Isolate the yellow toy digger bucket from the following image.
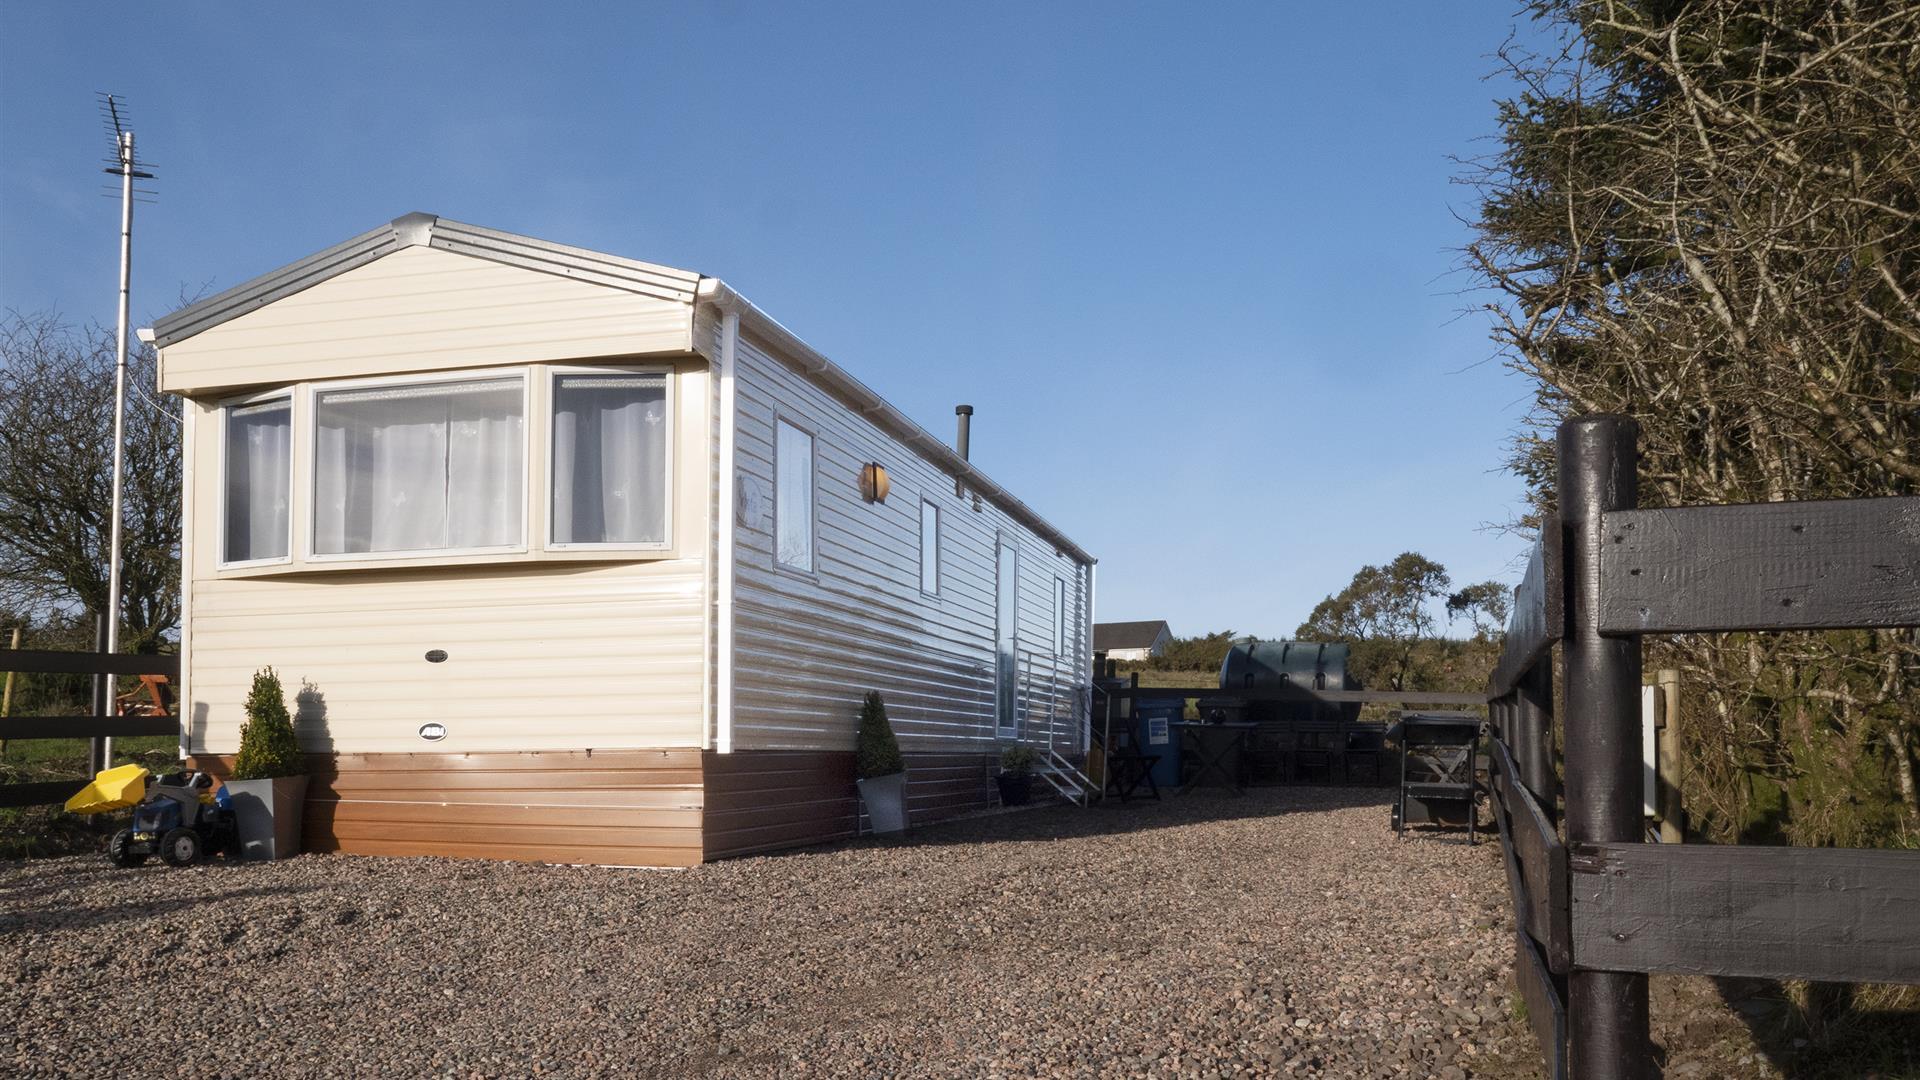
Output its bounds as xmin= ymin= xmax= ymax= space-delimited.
xmin=65 ymin=764 xmax=150 ymax=815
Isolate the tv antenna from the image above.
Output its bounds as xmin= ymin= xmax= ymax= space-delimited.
xmin=96 ymin=92 xmax=155 ymax=771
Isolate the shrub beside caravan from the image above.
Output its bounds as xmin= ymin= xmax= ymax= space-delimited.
xmin=151 ymin=214 xmax=1095 ymax=867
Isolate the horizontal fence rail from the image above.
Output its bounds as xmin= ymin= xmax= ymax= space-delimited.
xmin=0 ymin=647 xmax=181 ymax=809
xmin=0 ymin=649 xmax=179 ymax=679
xmin=1598 ymin=497 xmax=1920 ymax=634
xmin=1489 ymin=519 xmax=1563 ymax=699
xmin=1569 ymin=842 xmax=1920 ymax=984
xmin=0 ymin=715 xmax=180 ymax=740
xmin=1488 ymin=734 xmax=1569 ymax=1079
xmin=1489 ymin=737 xmax=1570 ymax=972
xmin=0 ymin=779 xmax=100 ymax=809
xmin=1102 ymin=686 xmax=1489 ymax=706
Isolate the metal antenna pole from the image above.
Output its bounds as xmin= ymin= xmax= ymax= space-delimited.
xmin=102 ymin=126 xmax=135 ymax=766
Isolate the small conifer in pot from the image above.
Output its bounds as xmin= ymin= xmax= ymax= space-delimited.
xmin=225 ymin=666 xmax=310 ymax=859
xmin=853 ymin=690 xmax=909 ymax=834
xmin=232 ymin=667 xmax=302 ymax=780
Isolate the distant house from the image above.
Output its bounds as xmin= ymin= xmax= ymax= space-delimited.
xmin=1095 ymin=620 xmax=1173 ymax=662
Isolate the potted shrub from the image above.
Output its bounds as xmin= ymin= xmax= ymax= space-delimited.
xmin=997 ymin=745 xmax=1039 ymax=806
xmin=854 ymin=690 xmax=909 ymax=834
xmin=224 ymin=667 xmax=308 ymax=860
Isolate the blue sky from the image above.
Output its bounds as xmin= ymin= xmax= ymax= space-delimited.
xmin=1 ymin=2 xmax=1545 ymax=639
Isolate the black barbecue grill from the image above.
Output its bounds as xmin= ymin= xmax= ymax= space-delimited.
xmin=1388 ymin=712 xmax=1483 ymax=843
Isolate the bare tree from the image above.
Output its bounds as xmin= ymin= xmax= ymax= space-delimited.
xmin=0 ymin=312 xmax=180 ymax=651
xmin=1468 ymin=1 xmax=1920 ymax=843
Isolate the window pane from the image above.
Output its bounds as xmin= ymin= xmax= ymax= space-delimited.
xmin=919 ymin=501 xmax=939 ymax=593
xmin=996 ymin=540 xmax=1019 ymax=734
xmin=775 ymin=420 xmax=814 ymax=571
xmin=224 ymin=398 xmax=291 ymax=562
xmin=552 ymin=373 xmax=669 ymax=545
xmin=314 ymin=378 xmax=523 ymax=555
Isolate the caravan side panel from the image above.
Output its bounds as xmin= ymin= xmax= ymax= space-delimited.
xmin=723 ymin=331 xmax=1092 ymax=832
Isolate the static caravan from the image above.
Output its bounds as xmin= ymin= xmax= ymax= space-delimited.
xmin=152 ymin=214 xmax=1095 ymax=868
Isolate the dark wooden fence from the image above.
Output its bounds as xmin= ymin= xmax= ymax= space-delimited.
xmin=1487 ymin=415 xmax=1920 ymax=1080
xmin=0 ymin=648 xmax=179 ymax=808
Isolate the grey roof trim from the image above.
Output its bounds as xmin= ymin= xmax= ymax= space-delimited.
xmin=151 ymin=213 xmax=703 ymax=347
xmin=425 ymin=218 xmax=700 ymax=303
xmin=151 ymin=221 xmax=405 ymax=346
xmin=701 ymin=279 xmax=1096 ymax=567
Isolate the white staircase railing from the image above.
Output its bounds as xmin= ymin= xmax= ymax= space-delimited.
xmin=1038 ymin=747 xmax=1096 ymax=806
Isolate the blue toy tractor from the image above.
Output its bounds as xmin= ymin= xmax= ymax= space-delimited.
xmin=109 ymin=771 xmax=237 ymax=868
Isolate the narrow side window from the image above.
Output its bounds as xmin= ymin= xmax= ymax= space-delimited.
xmin=1054 ymin=577 xmax=1068 ymax=654
xmin=919 ymin=500 xmax=940 ymax=594
xmin=774 ymin=419 xmax=815 ymax=572
xmin=222 ymin=397 xmax=292 ymax=564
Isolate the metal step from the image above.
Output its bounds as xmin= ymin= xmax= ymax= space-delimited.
xmin=1037 ymin=750 xmax=1098 ymax=806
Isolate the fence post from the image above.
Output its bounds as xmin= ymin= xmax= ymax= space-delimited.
xmin=1 ymin=625 xmax=18 ymax=756
xmin=1558 ymin=415 xmax=1649 ymax=1078
xmin=1656 ymin=668 xmax=1685 ymax=844
xmin=89 ymin=614 xmax=109 ymax=775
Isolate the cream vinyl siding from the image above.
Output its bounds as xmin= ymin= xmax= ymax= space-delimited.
xmin=185 ymin=566 xmax=705 ymax=754
xmin=160 ymin=245 xmax=694 ymax=395
xmin=726 ymin=333 xmax=1092 ymax=753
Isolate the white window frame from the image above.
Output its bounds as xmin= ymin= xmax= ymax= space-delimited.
xmin=772 ymin=414 xmax=817 ymax=576
xmin=919 ymin=498 xmax=940 ymax=596
xmin=305 ymin=367 xmax=532 ymax=563
xmin=215 ymin=388 xmax=296 ymax=570
xmin=543 ymin=364 xmax=676 ymax=552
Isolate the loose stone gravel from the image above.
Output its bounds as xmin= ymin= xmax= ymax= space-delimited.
xmin=3 ymin=787 xmax=1523 ymax=1078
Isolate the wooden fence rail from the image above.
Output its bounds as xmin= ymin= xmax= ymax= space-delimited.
xmin=1488 ymin=415 xmax=1920 ymax=1080
xmin=0 ymin=647 xmax=179 ymax=809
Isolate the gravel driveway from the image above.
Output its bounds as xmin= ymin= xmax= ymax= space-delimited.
xmin=4 ymin=787 xmax=1523 ymax=1078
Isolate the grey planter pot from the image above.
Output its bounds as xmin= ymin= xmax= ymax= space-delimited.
xmin=225 ymin=775 xmax=309 ymax=860
xmin=856 ymin=772 xmax=909 ymax=835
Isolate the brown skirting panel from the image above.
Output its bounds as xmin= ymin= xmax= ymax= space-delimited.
xmin=189 ymin=749 xmax=704 ymax=868
xmin=703 ymin=749 xmax=1003 ymax=860
xmin=703 ymin=750 xmax=859 ymax=860
xmin=899 ymin=751 xmax=1001 ymax=826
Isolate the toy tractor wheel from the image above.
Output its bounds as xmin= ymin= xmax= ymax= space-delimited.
xmin=108 ymin=829 xmax=146 ymax=868
xmin=159 ymin=826 xmax=202 ymax=867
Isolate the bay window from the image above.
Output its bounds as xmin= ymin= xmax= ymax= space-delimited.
xmin=550 ymin=370 xmax=671 ymax=547
xmin=313 ymin=376 xmax=526 ymax=555
xmin=221 ymin=396 xmax=292 ymax=564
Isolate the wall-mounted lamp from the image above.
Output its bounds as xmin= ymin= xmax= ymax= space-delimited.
xmin=859 ymin=462 xmax=891 ymax=504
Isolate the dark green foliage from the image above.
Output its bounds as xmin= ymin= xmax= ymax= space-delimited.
xmin=232 ymin=667 xmax=303 ymax=780
xmin=854 ymin=690 xmax=904 ymax=780
xmin=999 ymin=745 xmax=1039 ymax=777
xmin=1145 ymin=630 xmax=1244 ymax=674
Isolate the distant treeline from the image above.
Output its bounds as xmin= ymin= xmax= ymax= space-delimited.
xmin=1115 ymin=552 xmax=1506 ymax=696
